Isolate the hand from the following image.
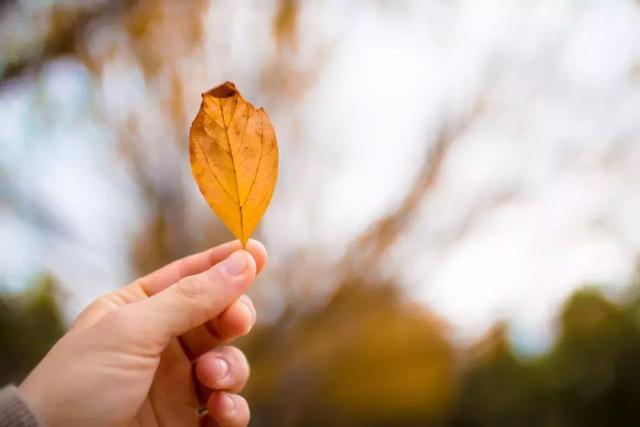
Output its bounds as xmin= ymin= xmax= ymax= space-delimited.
xmin=19 ymin=240 xmax=267 ymax=427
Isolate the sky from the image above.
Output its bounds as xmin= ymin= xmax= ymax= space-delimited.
xmin=2 ymin=0 xmax=640 ymax=353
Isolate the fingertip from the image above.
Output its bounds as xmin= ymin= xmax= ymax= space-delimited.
xmin=208 ymin=392 xmax=250 ymax=427
xmin=196 ymin=346 xmax=250 ymax=392
xmin=212 ymin=295 xmax=256 ymax=340
xmin=239 ymin=295 xmax=257 ymax=327
xmin=246 ymin=239 xmax=267 ymax=273
xmin=218 ymin=250 xmax=256 ymax=281
xmin=196 ymin=352 xmax=230 ymax=386
xmin=239 ymin=249 xmax=257 ymax=279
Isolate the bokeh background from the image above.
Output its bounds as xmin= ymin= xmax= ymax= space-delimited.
xmin=2 ymin=0 xmax=640 ymax=425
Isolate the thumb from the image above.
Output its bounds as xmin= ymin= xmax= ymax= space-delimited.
xmin=103 ymin=250 xmax=256 ymax=350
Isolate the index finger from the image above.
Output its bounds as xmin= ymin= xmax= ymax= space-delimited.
xmin=136 ymin=239 xmax=267 ymax=296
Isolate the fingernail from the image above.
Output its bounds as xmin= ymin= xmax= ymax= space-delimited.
xmin=240 ymin=295 xmax=256 ymax=327
xmin=223 ymin=393 xmax=236 ymax=411
xmin=220 ymin=251 xmax=247 ymax=277
xmin=215 ymin=357 xmax=229 ymax=379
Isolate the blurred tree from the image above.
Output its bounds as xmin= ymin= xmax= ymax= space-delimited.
xmin=243 ymin=282 xmax=456 ymax=427
xmin=450 ymin=288 xmax=640 ymax=427
xmin=0 ymin=0 xmax=128 ymax=84
xmin=450 ymin=324 xmax=557 ymax=427
xmin=0 ymin=275 xmax=65 ymax=386
xmin=544 ymin=289 xmax=640 ymax=426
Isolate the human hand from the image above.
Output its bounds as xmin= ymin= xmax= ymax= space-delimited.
xmin=19 ymin=240 xmax=267 ymax=427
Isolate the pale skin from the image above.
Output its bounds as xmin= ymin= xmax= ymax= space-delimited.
xmin=19 ymin=239 xmax=268 ymax=427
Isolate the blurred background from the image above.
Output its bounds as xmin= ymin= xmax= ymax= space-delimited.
xmin=2 ymin=0 xmax=640 ymax=425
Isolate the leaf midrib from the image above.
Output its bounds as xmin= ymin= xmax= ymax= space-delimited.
xmin=218 ymin=97 xmax=245 ymax=244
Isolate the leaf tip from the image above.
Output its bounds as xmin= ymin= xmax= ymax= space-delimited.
xmin=257 ymin=107 xmax=270 ymax=119
xmin=203 ymin=81 xmax=238 ymax=99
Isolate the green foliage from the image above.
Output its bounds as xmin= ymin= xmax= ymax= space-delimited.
xmin=0 ymin=275 xmax=65 ymax=385
xmin=451 ymin=288 xmax=640 ymax=427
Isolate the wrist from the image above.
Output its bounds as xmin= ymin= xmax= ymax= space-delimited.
xmin=3 ymin=384 xmax=45 ymax=427
xmin=19 ymin=377 xmax=48 ymax=426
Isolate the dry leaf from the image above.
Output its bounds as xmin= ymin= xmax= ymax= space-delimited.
xmin=189 ymin=81 xmax=279 ymax=247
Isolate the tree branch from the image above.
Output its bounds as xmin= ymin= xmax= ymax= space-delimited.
xmin=342 ymin=98 xmax=485 ymax=281
xmin=0 ymin=0 xmax=128 ymax=87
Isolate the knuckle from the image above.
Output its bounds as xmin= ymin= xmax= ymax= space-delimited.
xmin=176 ymin=275 xmax=207 ymax=301
xmin=93 ymin=309 xmax=135 ymax=342
xmin=97 ymin=309 xmax=127 ymax=331
xmin=129 ymin=277 xmax=145 ymax=291
xmin=217 ymin=300 xmax=254 ymax=339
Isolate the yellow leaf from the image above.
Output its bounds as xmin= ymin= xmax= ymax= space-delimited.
xmin=189 ymin=81 xmax=279 ymax=247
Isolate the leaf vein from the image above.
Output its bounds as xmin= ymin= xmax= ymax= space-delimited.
xmin=241 ymin=112 xmax=266 ymax=207
xmin=219 ymin=99 xmax=245 ymax=243
xmin=194 ymin=133 xmax=237 ymax=203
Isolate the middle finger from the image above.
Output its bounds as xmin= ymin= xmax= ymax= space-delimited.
xmin=196 ymin=346 xmax=251 ymax=393
xmin=180 ymin=295 xmax=256 ymax=359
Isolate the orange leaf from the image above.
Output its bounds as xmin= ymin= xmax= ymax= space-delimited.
xmin=189 ymin=81 xmax=279 ymax=247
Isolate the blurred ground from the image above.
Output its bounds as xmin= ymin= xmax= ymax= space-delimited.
xmin=2 ymin=0 xmax=640 ymax=425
